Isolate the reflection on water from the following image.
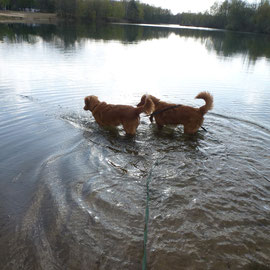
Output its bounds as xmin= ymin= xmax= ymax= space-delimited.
xmin=1 ymin=23 xmax=270 ymax=62
xmin=0 ymin=22 xmax=270 ymax=269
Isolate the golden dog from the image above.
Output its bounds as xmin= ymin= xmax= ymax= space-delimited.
xmin=137 ymin=92 xmax=213 ymax=134
xmin=84 ymin=95 xmax=154 ymax=135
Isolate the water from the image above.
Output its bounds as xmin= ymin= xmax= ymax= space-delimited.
xmin=0 ymin=22 xmax=270 ymax=270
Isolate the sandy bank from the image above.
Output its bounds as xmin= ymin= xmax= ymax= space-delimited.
xmin=0 ymin=11 xmax=58 ymax=23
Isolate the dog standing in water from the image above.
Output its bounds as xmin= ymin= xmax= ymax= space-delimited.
xmin=137 ymin=92 xmax=213 ymax=134
xmin=84 ymin=95 xmax=154 ymax=135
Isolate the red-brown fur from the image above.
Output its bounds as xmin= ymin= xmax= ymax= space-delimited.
xmin=137 ymin=92 xmax=213 ymax=134
xmin=84 ymin=95 xmax=154 ymax=135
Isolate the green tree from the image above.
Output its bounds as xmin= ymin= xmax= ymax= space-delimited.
xmin=210 ymin=0 xmax=230 ymax=28
xmin=111 ymin=1 xmax=125 ymax=21
xmin=226 ymin=0 xmax=254 ymax=31
xmin=254 ymin=0 xmax=270 ymax=33
xmin=0 ymin=0 xmax=10 ymax=9
xmin=126 ymin=0 xmax=140 ymax=22
xmin=34 ymin=0 xmax=55 ymax=12
xmin=55 ymin=0 xmax=76 ymax=17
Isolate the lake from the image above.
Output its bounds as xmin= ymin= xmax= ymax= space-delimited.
xmin=0 ymin=22 xmax=270 ymax=270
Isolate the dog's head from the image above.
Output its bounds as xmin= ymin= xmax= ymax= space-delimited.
xmin=84 ymin=95 xmax=99 ymax=111
xmin=137 ymin=94 xmax=148 ymax=107
xmin=137 ymin=94 xmax=159 ymax=107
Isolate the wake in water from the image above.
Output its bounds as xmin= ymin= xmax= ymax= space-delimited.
xmin=210 ymin=112 xmax=270 ymax=134
xmin=2 ymin=95 xmax=268 ymax=270
xmin=38 ymin=109 xmax=270 ymax=269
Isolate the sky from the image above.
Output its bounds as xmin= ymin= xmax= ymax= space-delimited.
xmin=140 ymin=0 xmax=255 ymax=14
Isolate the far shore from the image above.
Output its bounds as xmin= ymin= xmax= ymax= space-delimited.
xmin=0 ymin=10 xmax=59 ymax=24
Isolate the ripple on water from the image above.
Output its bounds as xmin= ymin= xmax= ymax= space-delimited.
xmin=1 ymin=106 xmax=270 ymax=269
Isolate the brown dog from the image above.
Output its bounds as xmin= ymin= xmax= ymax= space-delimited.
xmin=84 ymin=95 xmax=154 ymax=135
xmin=137 ymin=92 xmax=213 ymax=134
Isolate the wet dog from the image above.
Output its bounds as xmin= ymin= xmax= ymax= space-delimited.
xmin=137 ymin=92 xmax=213 ymax=134
xmin=84 ymin=95 xmax=154 ymax=135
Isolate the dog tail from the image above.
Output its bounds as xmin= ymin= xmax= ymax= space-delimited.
xmin=136 ymin=95 xmax=154 ymax=115
xmin=196 ymin=91 xmax=213 ymax=115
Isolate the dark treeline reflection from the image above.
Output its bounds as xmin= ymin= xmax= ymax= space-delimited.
xmin=1 ymin=23 xmax=270 ymax=62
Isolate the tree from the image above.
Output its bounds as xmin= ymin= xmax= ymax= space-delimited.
xmin=254 ymin=0 xmax=270 ymax=33
xmin=111 ymin=1 xmax=125 ymax=21
xmin=34 ymin=0 xmax=55 ymax=12
xmin=55 ymin=0 xmax=76 ymax=17
xmin=0 ymin=0 xmax=10 ymax=9
xmin=126 ymin=0 xmax=140 ymax=22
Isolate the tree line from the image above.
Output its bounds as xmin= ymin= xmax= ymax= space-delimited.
xmin=0 ymin=0 xmax=172 ymax=23
xmin=0 ymin=0 xmax=270 ymax=34
xmin=174 ymin=0 xmax=270 ymax=34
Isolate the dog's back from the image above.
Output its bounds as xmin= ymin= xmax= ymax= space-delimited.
xmin=84 ymin=95 xmax=154 ymax=135
xmin=137 ymin=92 xmax=213 ymax=134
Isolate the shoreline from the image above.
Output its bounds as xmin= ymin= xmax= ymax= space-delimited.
xmin=0 ymin=10 xmax=59 ymax=24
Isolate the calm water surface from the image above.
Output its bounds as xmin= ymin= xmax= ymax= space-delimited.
xmin=0 ymin=23 xmax=270 ymax=270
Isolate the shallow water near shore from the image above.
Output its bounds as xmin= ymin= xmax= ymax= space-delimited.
xmin=0 ymin=23 xmax=270 ymax=269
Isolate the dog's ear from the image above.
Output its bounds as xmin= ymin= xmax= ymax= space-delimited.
xmin=83 ymin=97 xmax=89 ymax=111
xmin=89 ymin=96 xmax=99 ymax=111
xmin=137 ymin=94 xmax=147 ymax=107
xmin=84 ymin=96 xmax=90 ymax=111
xmin=84 ymin=95 xmax=100 ymax=111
